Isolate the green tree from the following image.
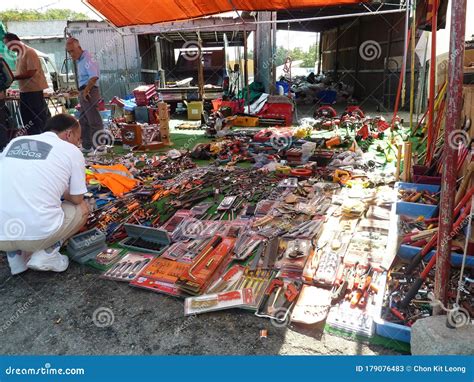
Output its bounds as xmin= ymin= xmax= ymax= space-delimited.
xmin=301 ymin=44 xmax=318 ymax=67
xmin=0 ymin=9 xmax=88 ymax=22
xmin=274 ymin=44 xmax=318 ymax=68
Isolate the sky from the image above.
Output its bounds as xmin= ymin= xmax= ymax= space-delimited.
xmin=1 ymin=0 xmax=473 ymax=53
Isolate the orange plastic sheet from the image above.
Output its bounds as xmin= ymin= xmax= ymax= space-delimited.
xmin=86 ymin=0 xmax=363 ymax=27
xmin=88 ymin=164 xmax=139 ymax=196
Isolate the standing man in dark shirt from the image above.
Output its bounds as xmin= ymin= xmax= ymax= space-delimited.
xmin=66 ymin=37 xmax=103 ymax=153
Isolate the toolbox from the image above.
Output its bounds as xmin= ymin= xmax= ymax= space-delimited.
xmin=133 ymin=85 xmax=157 ymax=106
xmin=257 ymin=99 xmax=293 ymax=126
xmin=395 ymin=182 xmax=440 ymax=218
xmin=67 ymin=228 xmax=107 ymax=264
xmin=211 ymin=98 xmax=244 ymax=114
xmin=119 ymin=224 xmax=171 ymax=255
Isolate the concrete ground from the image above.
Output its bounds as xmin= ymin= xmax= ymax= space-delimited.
xmin=0 ymin=256 xmax=401 ymax=355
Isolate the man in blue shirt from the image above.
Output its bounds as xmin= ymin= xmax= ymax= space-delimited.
xmin=66 ymin=37 xmax=103 ymax=153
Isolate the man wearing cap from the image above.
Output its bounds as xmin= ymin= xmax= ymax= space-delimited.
xmin=65 ymin=37 xmax=103 ymax=153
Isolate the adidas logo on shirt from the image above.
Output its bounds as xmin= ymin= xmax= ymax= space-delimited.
xmin=5 ymin=139 xmax=52 ymax=160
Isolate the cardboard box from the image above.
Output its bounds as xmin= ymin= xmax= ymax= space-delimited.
xmin=187 ymin=101 xmax=203 ymax=120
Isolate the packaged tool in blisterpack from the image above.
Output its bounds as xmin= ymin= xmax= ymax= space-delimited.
xmin=176 ymin=236 xmax=235 ymax=295
xmin=130 ymin=256 xmax=191 ymax=297
xmin=256 ymin=278 xmax=303 ymax=324
xmin=101 ymin=252 xmax=154 ymax=282
xmin=274 ymin=239 xmax=313 ymax=274
xmin=229 ymin=268 xmax=274 ymax=310
xmin=184 ymin=289 xmax=254 ymax=316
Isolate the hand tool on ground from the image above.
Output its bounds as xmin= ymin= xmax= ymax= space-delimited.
xmin=257 ymin=278 xmax=284 ymax=315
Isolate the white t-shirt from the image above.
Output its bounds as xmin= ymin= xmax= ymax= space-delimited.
xmin=0 ymin=132 xmax=87 ymax=241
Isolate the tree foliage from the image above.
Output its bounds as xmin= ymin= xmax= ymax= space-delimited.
xmin=0 ymin=9 xmax=89 ymax=22
xmin=275 ymin=44 xmax=318 ymax=68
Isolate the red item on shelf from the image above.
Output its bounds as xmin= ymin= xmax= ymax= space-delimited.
xmin=133 ymin=85 xmax=157 ymax=106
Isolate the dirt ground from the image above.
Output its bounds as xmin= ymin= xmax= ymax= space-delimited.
xmin=0 ymin=256 xmax=401 ymax=355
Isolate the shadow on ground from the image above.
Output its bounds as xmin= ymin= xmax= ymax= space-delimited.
xmin=0 ymin=257 xmax=400 ymax=355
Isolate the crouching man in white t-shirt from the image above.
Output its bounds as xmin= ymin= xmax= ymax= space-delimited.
xmin=0 ymin=113 xmax=89 ymax=274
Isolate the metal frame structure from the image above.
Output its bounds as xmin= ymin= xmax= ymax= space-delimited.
xmin=435 ymin=0 xmax=468 ymax=307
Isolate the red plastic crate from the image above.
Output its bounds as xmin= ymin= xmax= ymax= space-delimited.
xmin=257 ymin=102 xmax=293 ymax=126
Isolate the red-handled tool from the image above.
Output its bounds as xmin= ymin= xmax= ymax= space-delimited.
xmin=405 ymin=186 xmax=474 ymax=274
xmin=400 ymin=201 xmax=472 ymax=308
xmin=257 ymin=278 xmax=284 ymax=314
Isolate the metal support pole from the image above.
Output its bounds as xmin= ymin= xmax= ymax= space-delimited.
xmin=335 ymin=26 xmax=340 ymax=80
xmin=197 ymin=33 xmax=204 ymax=101
xmin=317 ymin=33 xmax=322 ymax=75
xmin=401 ymin=0 xmax=411 ymax=107
xmin=243 ymin=31 xmax=249 ymax=103
xmin=434 ymin=0 xmax=467 ymax=310
xmin=426 ymin=0 xmax=438 ymax=164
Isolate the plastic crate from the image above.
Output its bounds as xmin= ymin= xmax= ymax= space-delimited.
xmin=373 ymin=273 xmax=411 ymax=343
xmin=412 ymin=166 xmax=441 ymax=185
xmin=67 ymin=228 xmax=107 ymax=264
xmin=398 ymin=244 xmax=474 ymax=268
xmin=395 ymin=182 xmax=440 ymax=218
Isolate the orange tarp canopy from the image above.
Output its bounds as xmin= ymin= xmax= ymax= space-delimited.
xmin=86 ymin=0 xmax=363 ymax=27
